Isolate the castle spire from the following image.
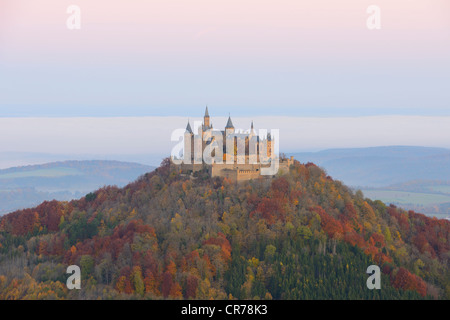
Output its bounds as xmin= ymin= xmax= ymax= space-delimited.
xmin=204 ymin=106 xmax=210 ymax=128
xmin=185 ymin=120 xmax=193 ymax=134
xmin=225 ymin=115 xmax=234 ymax=129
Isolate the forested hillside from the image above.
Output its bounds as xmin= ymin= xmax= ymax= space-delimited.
xmin=0 ymin=158 xmax=449 ymax=300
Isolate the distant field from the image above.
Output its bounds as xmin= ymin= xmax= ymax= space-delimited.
xmin=0 ymin=168 xmax=83 ymax=179
xmin=361 ymin=189 xmax=450 ymax=206
xmin=432 ymin=213 xmax=450 ymax=220
xmin=428 ymin=185 xmax=450 ymax=194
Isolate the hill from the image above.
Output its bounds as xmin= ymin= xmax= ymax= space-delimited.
xmin=292 ymin=146 xmax=450 ymax=187
xmin=0 ymin=160 xmax=155 ymax=215
xmin=0 ymin=158 xmax=449 ymax=300
xmin=292 ymin=146 xmax=450 ymax=217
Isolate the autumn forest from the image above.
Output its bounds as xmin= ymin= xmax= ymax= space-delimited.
xmin=0 ymin=158 xmax=449 ymax=300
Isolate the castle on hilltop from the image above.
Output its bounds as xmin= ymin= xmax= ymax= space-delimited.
xmin=173 ymin=107 xmax=293 ymax=182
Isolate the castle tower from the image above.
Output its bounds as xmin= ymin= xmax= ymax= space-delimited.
xmin=267 ymin=132 xmax=272 ymax=158
xmin=184 ymin=120 xmax=193 ymax=163
xmin=224 ymin=115 xmax=235 ymax=163
xmin=248 ymin=121 xmax=257 ymax=164
xmin=225 ymin=115 xmax=234 ymax=135
xmin=204 ymin=106 xmax=210 ymax=128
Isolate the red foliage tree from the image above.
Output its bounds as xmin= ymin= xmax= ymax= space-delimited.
xmin=161 ymin=271 xmax=174 ymax=298
xmin=252 ymin=197 xmax=285 ymax=225
xmin=392 ymin=267 xmax=427 ymax=297
xmin=185 ymin=275 xmax=199 ymax=299
xmin=311 ymin=206 xmax=343 ymax=239
xmin=202 ymin=233 xmax=232 ymax=263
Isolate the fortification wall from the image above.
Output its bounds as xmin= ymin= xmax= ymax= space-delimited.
xmin=236 ymin=170 xmax=261 ymax=182
xmin=175 ymin=155 xmax=295 ymax=183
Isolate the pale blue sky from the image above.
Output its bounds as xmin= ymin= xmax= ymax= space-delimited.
xmin=1 ymin=62 xmax=449 ymax=118
xmin=1 ymin=0 xmax=449 ymax=118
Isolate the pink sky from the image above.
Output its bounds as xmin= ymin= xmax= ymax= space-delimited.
xmin=2 ymin=0 xmax=449 ymax=63
xmin=1 ymin=1 xmax=449 ymax=118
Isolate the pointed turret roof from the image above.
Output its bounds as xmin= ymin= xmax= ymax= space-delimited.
xmin=185 ymin=120 xmax=193 ymax=133
xmin=225 ymin=115 xmax=234 ymax=129
xmin=204 ymin=106 xmax=209 ymax=117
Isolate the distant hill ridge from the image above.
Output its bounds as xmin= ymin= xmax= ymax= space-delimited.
xmin=0 ymin=160 xmax=151 ymax=174
xmin=0 ymin=160 xmax=155 ymax=215
xmin=291 ymin=146 xmax=450 ymax=217
xmin=292 ymin=146 xmax=450 ymax=187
